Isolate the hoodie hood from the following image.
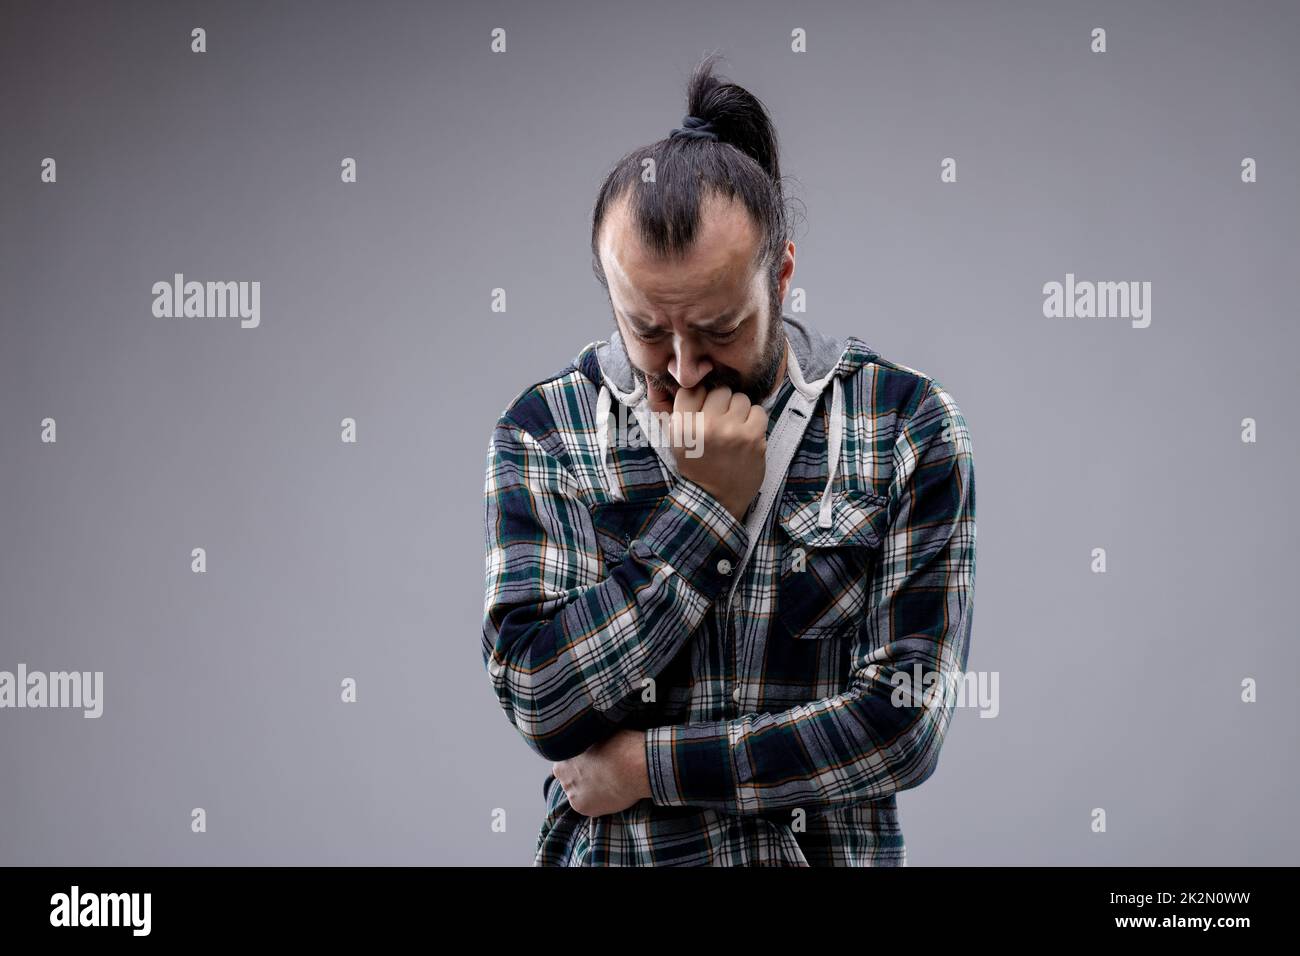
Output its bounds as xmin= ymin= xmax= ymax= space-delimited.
xmin=592 ymin=311 xmax=845 ymax=400
xmin=584 ymin=313 xmax=873 ymax=530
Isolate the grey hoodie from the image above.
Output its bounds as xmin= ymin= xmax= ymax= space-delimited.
xmin=591 ymin=312 xmax=853 ymax=533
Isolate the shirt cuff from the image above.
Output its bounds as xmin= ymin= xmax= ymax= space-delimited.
xmin=644 ymin=721 xmax=738 ymax=809
xmin=634 ymin=478 xmax=748 ymax=602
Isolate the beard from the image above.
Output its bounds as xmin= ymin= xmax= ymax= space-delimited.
xmin=632 ymin=281 xmax=787 ymax=406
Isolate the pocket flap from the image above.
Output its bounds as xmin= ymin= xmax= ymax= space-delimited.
xmin=777 ymin=487 xmax=890 ymax=550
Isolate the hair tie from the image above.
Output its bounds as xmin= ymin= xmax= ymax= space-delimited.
xmin=669 ymin=114 xmax=718 ymax=142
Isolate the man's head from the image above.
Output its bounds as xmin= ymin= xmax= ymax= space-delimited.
xmin=597 ymin=191 xmax=792 ymax=413
xmin=590 ymin=54 xmax=796 ymax=413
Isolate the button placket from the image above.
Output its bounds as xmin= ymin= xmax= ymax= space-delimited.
xmin=723 ymin=571 xmax=740 ymax=715
xmin=715 ymin=387 xmax=818 ymax=722
xmin=726 ymin=577 xmax=745 ymax=714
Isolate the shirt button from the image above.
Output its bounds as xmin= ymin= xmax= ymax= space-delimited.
xmin=717 ymin=558 xmax=733 ymax=576
xmin=732 ymin=685 xmax=742 ymax=704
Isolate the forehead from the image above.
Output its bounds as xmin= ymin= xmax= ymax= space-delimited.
xmin=600 ymin=193 xmax=761 ymax=316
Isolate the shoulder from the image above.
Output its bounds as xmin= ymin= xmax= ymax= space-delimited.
xmin=842 ymin=341 xmax=960 ymax=419
xmin=839 ymin=344 xmax=972 ymax=460
xmin=489 ymin=341 xmax=603 ymax=458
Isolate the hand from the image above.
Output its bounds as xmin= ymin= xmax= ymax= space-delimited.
xmin=671 ymin=384 xmax=767 ymax=520
xmin=552 ymin=729 xmax=653 ymax=817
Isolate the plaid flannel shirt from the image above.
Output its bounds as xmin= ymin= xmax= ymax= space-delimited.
xmin=482 ymin=322 xmax=976 ymax=866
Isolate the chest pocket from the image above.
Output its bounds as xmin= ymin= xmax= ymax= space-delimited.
xmin=775 ymin=487 xmax=890 ymax=639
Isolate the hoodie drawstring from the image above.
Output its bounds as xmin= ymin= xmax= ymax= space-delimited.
xmin=817 ymin=375 xmax=844 ymax=529
xmin=784 ymin=343 xmax=846 ymax=530
xmin=595 ymin=384 xmax=621 ymax=501
xmin=597 ymin=344 xmax=844 ymax=524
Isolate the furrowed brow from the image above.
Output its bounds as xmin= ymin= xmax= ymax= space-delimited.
xmin=621 ymin=309 xmax=743 ymax=331
xmin=692 ymin=310 xmax=743 ymax=330
xmin=621 ymin=311 xmax=661 ymax=333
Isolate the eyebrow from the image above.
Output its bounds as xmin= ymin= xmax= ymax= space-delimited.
xmin=623 ymin=309 xmax=743 ymax=331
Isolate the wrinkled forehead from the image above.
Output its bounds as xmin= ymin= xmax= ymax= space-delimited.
xmin=600 ymin=194 xmax=763 ymax=315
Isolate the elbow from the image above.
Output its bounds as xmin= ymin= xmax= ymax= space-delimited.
xmin=486 ymin=660 xmax=619 ymax=763
xmin=514 ymin=711 xmax=620 ymax=764
xmin=524 ymin=731 xmax=596 ymax=764
xmin=853 ymin=681 xmax=950 ymax=797
xmin=890 ymin=706 xmax=949 ymax=794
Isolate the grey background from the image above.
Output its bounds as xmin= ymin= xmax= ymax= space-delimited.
xmin=1 ymin=0 xmax=1296 ymax=866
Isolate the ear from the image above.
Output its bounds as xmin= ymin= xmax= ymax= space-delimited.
xmin=776 ymin=241 xmax=796 ymax=302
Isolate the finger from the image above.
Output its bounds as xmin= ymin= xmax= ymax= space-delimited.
xmin=744 ymin=404 xmax=769 ymax=432
xmin=669 ymin=406 xmax=698 ymax=449
xmin=702 ymin=385 xmax=733 ymax=416
xmin=668 ymin=409 xmax=685 ymax=449
xmin=728 ymin=391 xmax=752 ymax=420
xmin=673 ymin=384 xmax=706 ymax=414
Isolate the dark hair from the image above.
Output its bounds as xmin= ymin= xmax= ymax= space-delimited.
xmin=590 ymin=52 xmax=794 ymax=305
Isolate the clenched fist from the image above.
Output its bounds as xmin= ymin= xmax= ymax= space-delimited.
xmin=670 ymin=384 xmax=767 ymax=520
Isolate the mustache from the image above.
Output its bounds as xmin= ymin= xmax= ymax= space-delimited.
xmin=642 ymin=368 xmax=745 ymax=395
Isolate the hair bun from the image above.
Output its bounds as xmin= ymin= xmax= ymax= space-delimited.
xmin=668 ymin=114 xmax=719 ymax=142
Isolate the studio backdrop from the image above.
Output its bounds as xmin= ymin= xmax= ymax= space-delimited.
xmin=1 ymin=0 xmax=1297 ymax=865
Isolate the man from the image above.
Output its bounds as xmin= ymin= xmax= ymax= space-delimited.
xmin=481 ymin=55 xmax=976 ymax=866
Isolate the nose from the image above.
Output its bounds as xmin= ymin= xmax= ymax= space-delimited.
xmin=668 ymin=337 xmax=713 ymax=390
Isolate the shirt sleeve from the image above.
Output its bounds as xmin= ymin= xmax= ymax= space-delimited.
xmin=643 ymin=381 xmax=977 ymax=814
xmin=483 ymin=418 xmax=748 ymax=763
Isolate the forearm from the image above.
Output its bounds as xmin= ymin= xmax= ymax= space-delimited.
xmin=642 ymin=636 xmax=969 ymax=815
xmin=485 ymin=466 xmax=746 ymax=762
